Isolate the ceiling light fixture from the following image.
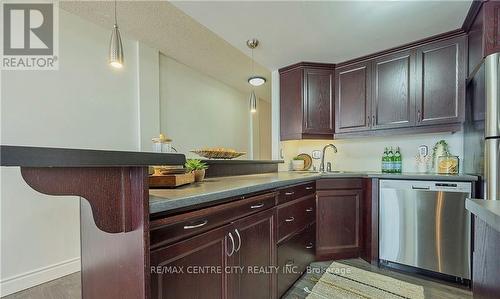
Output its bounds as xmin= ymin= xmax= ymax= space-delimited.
xmin=108 ymin=0 xmax=124 ymax=69
xmin=247 ymin=38 xmax=264 ymax=113
xmin=248 ymin=76 xmax=266 ymax=87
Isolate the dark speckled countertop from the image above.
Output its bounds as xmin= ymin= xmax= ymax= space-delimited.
xmin=149 ymin=171 xmax=478 ymax=215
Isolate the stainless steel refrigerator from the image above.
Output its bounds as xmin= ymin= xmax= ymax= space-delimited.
xmin=464 ymin=53 xmax=500 ymax=200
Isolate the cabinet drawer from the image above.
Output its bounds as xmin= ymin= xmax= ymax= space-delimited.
xmin=277 ymin=224 xmax=315 ymax=297
xmin=278 ymin=181 xmax=315 ymax=204
xmin=150 ymin=192 xmax=277 ymax=249
xmin=277 ymin=195 xmax=315 ymax=242
xmin=316 ymin=178 xmax=363 ymax=190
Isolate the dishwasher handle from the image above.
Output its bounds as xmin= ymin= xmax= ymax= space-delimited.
xmin=411 ymin=186 xmax=430 ymax=190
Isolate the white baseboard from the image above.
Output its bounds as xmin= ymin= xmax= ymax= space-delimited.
xmin=0 ymin=257 xmax=80 ymax=297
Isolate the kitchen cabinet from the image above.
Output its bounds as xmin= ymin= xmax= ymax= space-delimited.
xmin=150 ymin=224 xmax=232 ymax=299
xmin=279 ymin=63 xmax=334 ymax=140
xmin=277 ymin=224 xmax=315 ymax=297
xmin=316 ymin=179 xmax=363 ymax=260
xmin=150 ymin=192 xmax=277 ymax=299
xmin=335 ymin=61 xmax=372 ymax=133
xmin=415 ymin=35 xmax=466 ymax=126
xmin=372 ymin=50 xmax=416 ymax=129
xmin=230 ymin=209 xmax=276 ymax=299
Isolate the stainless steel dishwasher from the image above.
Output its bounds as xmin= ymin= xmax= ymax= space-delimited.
xmin=379 ymin=180 xmax=472 ymax=281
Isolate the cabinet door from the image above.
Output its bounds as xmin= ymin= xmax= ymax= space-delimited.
xmin=316 ymin=189 xmax=362 ymax=260
xmin=372 ymin=50 xmax=416 ymax=129
xmin=150 ymin=224 xmax=233 ymax=299
xmin=415 ymin=36 xmax=466 ymax=126
xmin=231 ymin=209 xmax=276 ymax=299
xmin=280 ymin=68 xmax=304 ymax=140
xmin=303 ymin=68 xmax=334 ymax=135
xmin=335 ymin=62 xmax=372 ymax=133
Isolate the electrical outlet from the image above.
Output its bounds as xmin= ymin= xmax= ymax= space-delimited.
xmin=312 ymin=150 xmax=321 ymax=159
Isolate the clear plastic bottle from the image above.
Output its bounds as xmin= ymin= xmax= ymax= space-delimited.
xmin=382 ymin=148 xmax=388 ymax=173
xmin=387 ymin=147 xmax=394 ymax=173
xmin=394 ymin=147 xmax=402 ymax=173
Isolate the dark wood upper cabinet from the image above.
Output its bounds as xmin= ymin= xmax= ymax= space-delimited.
xmin=279 ymin=63 xmax=334 ymax=140
xmin=316 ymin=189 xmax=363 ymax=260
xmin=372 ymin=50 xmax=416 ymax=129
xmin=415 ymin=35 xmax=466 ymax=126
xmin=335 ymin=62 xmax=372 ymax=133
xmin=230 ymin=209 xmax=276 ymax=299
xmin=303 ymin=68 xmax=334 ymax=135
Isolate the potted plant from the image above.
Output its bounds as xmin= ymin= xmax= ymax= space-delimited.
xmin=185 ymin=159 xmax=208 ymax=182
xmin=291 ymin=156 xmax=305 ymax=171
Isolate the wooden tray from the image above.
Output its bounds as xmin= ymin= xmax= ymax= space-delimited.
xmin=149 ymin=172 xmax=195 ymax=188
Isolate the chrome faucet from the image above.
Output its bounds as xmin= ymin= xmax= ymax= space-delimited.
xmin=319 ymin=144 xmax=338 ymax=173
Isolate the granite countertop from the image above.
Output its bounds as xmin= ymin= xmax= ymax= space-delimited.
xmin=149 ymin=171 xmax=478 ymax=214
xmin=466 ymin=199 xmax=500 ymax=232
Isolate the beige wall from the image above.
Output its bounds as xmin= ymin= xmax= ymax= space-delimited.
xmin=159 ymin=54 xmax=271 ymax=159
xmin=279 ymin=132 xmax=464 ymax=173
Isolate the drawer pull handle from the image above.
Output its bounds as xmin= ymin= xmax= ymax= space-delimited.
xmin=226 ymin=232 xmax=235 ymax=257
xmin=285 ymin=217 xmax=295 ymax=223
xmin=250 ymin=203 xmax=265 ymax=209
xmin=285 ymin=192 xmax=295 ymax=196
xmin=305 ymin=186 xmax=313 ymax=190
xmin=306 ymin=243 xmax=314 ymax=249
xmin=285 ymin=259 xmax=295 ymax=267
xmin=234 ymin=229 xmax=241 ymax=252
xmin=305 ymin=207 xmax=314 ymax=212
xmin=183 ymin=219 xmax=208 ymax=230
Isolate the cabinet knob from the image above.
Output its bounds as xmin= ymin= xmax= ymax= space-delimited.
xmin=367 ymin=116 xmax=371 ymax=126
xmin=305 ymin=207 xmax=314 ymax=212
xmin=305 ymin=186 xmax=314 ymax=190
xmin=285 ymin=216 xmax=295 ymax=223
xmin=306 ymin=242 xmax=314 ymax=249
xmin=250 ymin=203 xmax=264 ymax=209
xmin=285 ymin=191 xmax=295 ymax=196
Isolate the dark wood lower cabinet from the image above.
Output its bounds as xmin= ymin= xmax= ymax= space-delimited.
xmin=316 ymin=189 xmax=363 ymax=260
xmin=230 ymin=209 xmax=276 ymax=299
xmin=277 ymin=224 xmax=315 ymax=298
xmin=150 ymin=224 xmax=232 ymax=299
xmin=150 ymin=208 xmax=276 ymax=299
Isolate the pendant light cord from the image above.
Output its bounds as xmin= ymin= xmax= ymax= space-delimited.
xmin=114 ymin=0 xmax=117 ymax=25
xmin=251 ymin=47 xmax=255 ymax=77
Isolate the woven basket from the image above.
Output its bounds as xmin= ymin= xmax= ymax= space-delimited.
xmin=190 ymin=150 xmax=246 ymax=159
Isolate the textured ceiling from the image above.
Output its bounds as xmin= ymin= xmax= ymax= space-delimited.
xmin=172 ymin=1 xmax=473 ymax=70
xmin=60 ymin=1 xmax=271 ymax=101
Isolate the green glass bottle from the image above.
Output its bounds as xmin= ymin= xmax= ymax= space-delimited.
xmin=382 ymin=148 xmax=388 ymax=173
xmin=387 ymin=147 xmax=394 ymax=173
xmin=394 ymin=147 xmax=402 ymax=174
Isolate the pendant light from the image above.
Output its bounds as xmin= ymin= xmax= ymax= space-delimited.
xmin=246 ymin=39 xmax=265 ymax=113
xmin=108 ymin=0 xmax=124 ymax=68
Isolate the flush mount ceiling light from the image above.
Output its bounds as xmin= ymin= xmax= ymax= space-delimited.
xmin=108 ymin=0 xmax=124 ymax=69
xmin=247 ymin=38 xmax=264 ymax=113
xmin=248 ymin=76 xmax=266 ymax=87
